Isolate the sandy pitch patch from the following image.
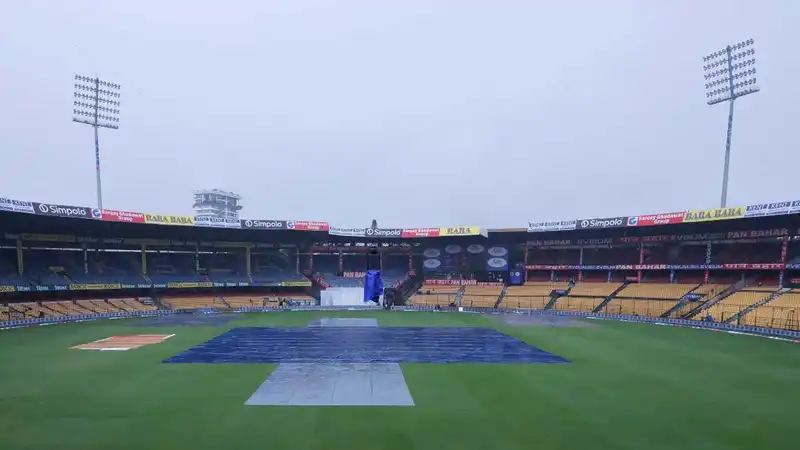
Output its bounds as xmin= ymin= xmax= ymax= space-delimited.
xmin=71 ymin=334 xmax=174 ymax=351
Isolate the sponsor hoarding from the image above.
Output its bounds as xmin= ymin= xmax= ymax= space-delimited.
xmin=33 ymin=202 xmax=93 ymax=219
xmin=240 ymin=219 xmax=287 ymax=230
xmin=195 ymin=216 xmax=241 ymax=228
xmin=438 ymin=226 xmax=481 ymax=237
xmin=167 ymin=281 xmax=213 ymax=288
xmin=423 ymin=280 xmax=503 ymax=286
xmin=525 ymin=264 xmax=781 ymax=271
xmin=328 ymin=227 xmax=366 ymax=237
xmin=744 ymin=200 xmax=800 ymax=218
xmin=97 ymin=209 xmax=146 ymax=223
xmin=486 ymin=257 xmax=508 ymax=271
xmin=287 ymin=220 xmax=329 ymax=231
xmin=721 ymin=263 xmax=785 ymax=270
xmin=365 ymin=228 xmax=403 ymax=238
xmin=0 ymin=285 xmax=15 ymax=292
xmin=281 ymin=280 xmax=312 ymax=287
xmin=401 ymin=228 xmax=440 ymax=238
xmin=576 ymin=217 xmax=627 ymax=229
xmin=144 ymin=214 xmax=195 ymax=226
xmin=343 ymin=272 xmax=366 ymax=278
xmin=69 ymin=283 xmax=122 ymax=290
xmin=0 ymin=197 xmax=35 ymax=214
xmin=627 ymin=211 xmax=685 ymax=227
xmin=527 ymin=220 xmax=577 ymax=233
xmin=683 ymin=206 xmax=744 ymax=222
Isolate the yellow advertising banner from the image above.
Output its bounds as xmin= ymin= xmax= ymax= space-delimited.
xmin=144 ymin=214 xmax=195 ymax=226
xmin=70 ymin=283 xmax=122 ymax=291
xmin=281 ymin=281 xmax=312 ymax=287
xmin=0 ymin=285 xmax=15 ymax=292
xmin=438 ymin=226 xmax=481 ymax=237
xmin=683 ymin=206 xmax=745 ymax=223
xmin=167 ymin=281 xmax=213 ymax=289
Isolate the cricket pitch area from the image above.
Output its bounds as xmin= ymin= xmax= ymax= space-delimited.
xmin=0 ymin=310 xmax=797 ymax=450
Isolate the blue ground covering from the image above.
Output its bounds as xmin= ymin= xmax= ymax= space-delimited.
xmin=164 ymin=327 xmax=570 ymax=364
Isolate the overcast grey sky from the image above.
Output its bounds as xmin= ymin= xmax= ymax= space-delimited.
xmin=0 ymin=1 xmax=797 ymax=228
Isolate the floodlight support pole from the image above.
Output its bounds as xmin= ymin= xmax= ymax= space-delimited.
xmin=95 ymin=124 xmax=103 ymax=210
xmin=73 ymin=74 xmax=119 ymax=210
xmin=93 ymin=77 xmax=104 ymax=210
xmin=720 ymin=46 xmax=735 ymax=208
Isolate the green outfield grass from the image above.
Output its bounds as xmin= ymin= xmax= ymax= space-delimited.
xmin=0 ymin=311 xmax=797 ymax=450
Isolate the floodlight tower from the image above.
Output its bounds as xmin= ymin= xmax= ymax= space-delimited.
xmin=703 ymin=39 xmax=759 ymax=208
xmin=72 ymin=75 xmax=121 ymax=209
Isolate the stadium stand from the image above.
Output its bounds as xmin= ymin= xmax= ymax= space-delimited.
xmin=568 ymin=282 xmax=622 ymax=297
xmin=161 ymin=296 xmax=228 ymax=310
xmin=738 ymin=291 xmax=800 ymax=330
xmin=408 ymin=284 xmax=460 ymax=306
xmin=594 ymin=283 xmax=701 ymax=317
xmin=148 ymin=253 xmax=208 ymax=283
xmin=600 ymin=298 xmax=679 ymax=317
xmin=222 ymin=293 xmax=315 ymax=307
xmin=502 ymin=282 xmax=568 ymax=309
xmin=616 ymin=283 xmax=697 ymax=300
xmin=554 ymin=296 xmax=606 ymax=313
xmin=699 ymin=290 xmax=776 ymax=323
xmin=461 ymin=285 xmax=503 ymax=308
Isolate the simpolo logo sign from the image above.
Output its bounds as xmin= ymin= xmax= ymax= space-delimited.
xmin=242 ymin=219 xmax=286 ymax=229
xmin=33 ymin=202 xmax=91 ymax=219
xmin=577 ymin=216 xmax=627 ymax=229
xmin=365 ymin=228 xmax=402 ymax=237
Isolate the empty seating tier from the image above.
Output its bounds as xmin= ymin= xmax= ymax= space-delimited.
xmin=505 ymin=282 xmax=568 ymax=297
xmin=699 ymin=291 xmax=772 ymax=323
xmin=601 ymin=299 xmax=679 ymax=317
xmin=568 ymin=282 xmax=622 ymax=297
xmin=617 ymin=283 xmax=696 ymax=300
xmin=162 ymin=296 xmax=227 ymax=310
xmin=408 ymin=294 xmax=454 ymax=307
xmin=501 ymin=296 xmax=549 ymax=310
xmin=739 ymin=292 xmax=800 ymax=330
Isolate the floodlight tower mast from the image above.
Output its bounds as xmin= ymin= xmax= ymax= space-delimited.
xmin=703 ymin=39 xmax=759 ymax=208
xmin=72 ymin=75 xmax=121 ymax=209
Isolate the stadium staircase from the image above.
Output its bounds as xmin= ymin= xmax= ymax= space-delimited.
xmin=310 ymin=273 xmax=330 ymax=289
xmin=660 ymin=284 xmax=704 ymax=318
xmin=494 ymin=285 xmax=509 ymax=308
xmin=455 ymin=285 xmax=467 ymax=305
xmin=723 ymin=288 xmax=789 ymax=324
xmin=142 ymin=274 xmax=153 ymax=284
xmin=218 ymin=296 xmax=233 ymax=309
xmin=682 ymin=280 xmax=745 ymax=319
xmin=591 ymin=281 xmax=630 ymax=313
xmin=544 ymin=284 xmax=572 ymax=310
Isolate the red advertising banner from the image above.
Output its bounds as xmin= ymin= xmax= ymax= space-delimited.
xmin=291 ymin=221 xmax=329 ymax=231
xmin=401 ymin=228 xmax=440 ymax=238
xmin=98 ymin=209 xmax=146 ymax=223
xmin=628 ymin=212 xmax=685 ymax=227
xmin=636 ymin=264 xmax=668 ymax=270
xmin=721 ymin=263 xmax=785 ymax=270
xmin=525 ymin=265 xmax=570 ymax=270
xmin=424 ymin=279 xmax=503 ymax=286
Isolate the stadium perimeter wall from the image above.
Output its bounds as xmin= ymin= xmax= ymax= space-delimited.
xmin=2 ymin=304 xmax=798 ymax=342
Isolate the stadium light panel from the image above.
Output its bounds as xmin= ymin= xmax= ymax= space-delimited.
xmin=701 ymin=38 xmax=760 ymax=208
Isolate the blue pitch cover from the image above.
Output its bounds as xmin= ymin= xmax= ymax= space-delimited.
xmin=364 ymin=269 xmax=384 ymax=303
